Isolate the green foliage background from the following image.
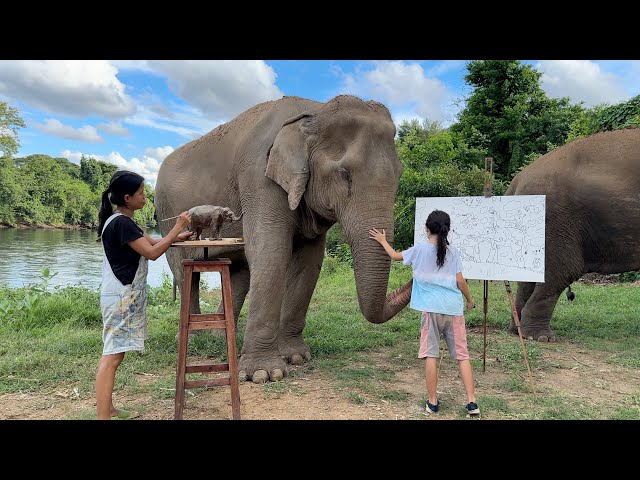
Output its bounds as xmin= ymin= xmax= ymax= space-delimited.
xmin=0 ymin=153 xmax=157 ymax=228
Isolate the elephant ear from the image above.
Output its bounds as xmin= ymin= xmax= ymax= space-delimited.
xmin=265 ymin=113 xmax=312 ymax=210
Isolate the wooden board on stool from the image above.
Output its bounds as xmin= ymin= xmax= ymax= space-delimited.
xmin=172 ymin=238 xmax=245 ymax=247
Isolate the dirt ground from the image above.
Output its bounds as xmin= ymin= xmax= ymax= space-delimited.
xmin=2 ymin=328 xmax=638 ymax=420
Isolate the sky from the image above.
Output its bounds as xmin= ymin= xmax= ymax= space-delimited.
xmin=1 ymin=60 xmax=638 ymax=187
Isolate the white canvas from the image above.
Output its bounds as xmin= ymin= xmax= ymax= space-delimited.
xmin=413 ymin=196 xmax=545 ymax=282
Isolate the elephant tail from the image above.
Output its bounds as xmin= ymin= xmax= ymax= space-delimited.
xmin=566 ymin=285 xmax=576 ymax=301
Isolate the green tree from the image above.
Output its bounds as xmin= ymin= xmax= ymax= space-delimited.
xmin=451 ymin=60 xmax=583 ymax=179
xmin=15 ymin=155 xmax=68 ymax=223
xmin=80 ymin=155 xmax=104 ymax=191
xmin=0 ymin=102 xmax=26 ymax=158
xmin=63 ymin=180 xmax=98 ymax=225
xmin=0 ymin=157 xmax=23 ymax=224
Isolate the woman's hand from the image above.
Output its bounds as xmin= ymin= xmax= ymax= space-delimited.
xmin=368 ymin=228 xmax=387 ymax=245
xmin=176 ymin=230 xmax=195 ymax=242
xmin=175 ymin=211 xmax=191 ymax=230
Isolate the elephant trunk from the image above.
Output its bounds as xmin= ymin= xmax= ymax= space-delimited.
xmin=342 ymin=216 xmax=411 ymax=324
xmin=231 ymin=211 xmax=243 ymax=221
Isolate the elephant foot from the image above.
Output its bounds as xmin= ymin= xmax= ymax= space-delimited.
xmin=279 ymin=338 xmax=312 ymax=365
xmin=238 ymin=352 xmax=289 ymax=384
xmin=509 ymin=321 xmax=556 ymax=342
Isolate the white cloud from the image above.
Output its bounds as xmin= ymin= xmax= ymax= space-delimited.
xmin=110 ymin=60 xmax=154 ymax=73
xmin=0 ymin=60 xmax=136 ymax=118
xmin=150 ymin=103 xmax=175 ymax=118
xmin=337 ymin=61 xmax=454 ymax=124
xmin=61 ymin=147 xmax=170 ymax=187
xmin=146 ymin=60 xmax=284 ymax=120
xmin=426 ymin=60 xmax=467 ymax=77
xmin=97 ymin=121 xmax=129 ymax=136
xmin=34 ymin=119 xmax=103 ymax=143
xmin=143 ymin=146 xmax=174 ymax=161
xmin=537 ymin=60 xmax=629 ymax=107
xmin=126 ymin=103 xmax=218 ymax=139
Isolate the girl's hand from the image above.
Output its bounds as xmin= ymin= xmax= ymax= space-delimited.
xmin=368 ymin=228 xmax=387 ymax=244
xmin=176 ymin=230 xmax=195 ymax=242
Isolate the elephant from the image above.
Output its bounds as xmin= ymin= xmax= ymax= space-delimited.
xmin=505 ymin=128 xmax=640 ymax=341
xmin=155 ymin=95 xmax=412 ymax=383
xmin=187 ymin=205 xmax=243 ymax=240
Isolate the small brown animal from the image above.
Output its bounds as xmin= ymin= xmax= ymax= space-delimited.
xmin=187 ymin=205 xmax=243 ymax=240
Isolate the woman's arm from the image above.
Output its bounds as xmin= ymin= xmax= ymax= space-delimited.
xmin=128 ymin=212 xmax=191 ymax=261
xmin=144 ymin=235 xmax=161 ymax=246
xmin=368 ymin=228 xmax=403 ymax=261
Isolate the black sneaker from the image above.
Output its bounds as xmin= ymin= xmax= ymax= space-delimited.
xmin=425 ymin=400 xmax=440 ymax=414
xmin=466 ymin=402 xmax=480 ymax=417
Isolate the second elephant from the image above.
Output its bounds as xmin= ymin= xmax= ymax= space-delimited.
xmin=506 ymin=128 xmax=640 ymax=341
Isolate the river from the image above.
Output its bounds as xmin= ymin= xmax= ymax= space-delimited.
xmin=0 ymin=227 xmax=220 ymax=290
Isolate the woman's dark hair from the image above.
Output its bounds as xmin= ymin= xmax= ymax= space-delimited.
xmin=97 ymin=170 xmax=145 ymax=241
xmin=426 ymin=209 xmax=451 ymax=269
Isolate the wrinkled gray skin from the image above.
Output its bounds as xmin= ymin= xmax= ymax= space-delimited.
xmin=188 ymin=205 xmax=243 ymax=240
xmin=505 ymin=128 xmax=640 ymax=342
xmin=155 ymin=95 xmax=412 ymax=383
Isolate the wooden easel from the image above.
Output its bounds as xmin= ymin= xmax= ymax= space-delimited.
xmin=482 ymin=158 xmax=537 ymax=397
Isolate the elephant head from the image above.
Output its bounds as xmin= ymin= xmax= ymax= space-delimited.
xmin=266 ymin=95 xmax=411 ymax=323
xmin=221 ymin=207 xmax=243 ymax=222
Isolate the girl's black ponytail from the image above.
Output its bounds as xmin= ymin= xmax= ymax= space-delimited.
xmin=426 ymin=209 xmax=451 ymax=269
xmin=436 ymin=223 xmax=450 ymax=269
xmin=96 ymin=188 xmax=113 ymax=242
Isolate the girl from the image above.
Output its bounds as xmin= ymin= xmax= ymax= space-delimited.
xmin=95 ymin=170 xmax=192 ymax=420
xmin=369 ymin=209 xmax=480 ymax=417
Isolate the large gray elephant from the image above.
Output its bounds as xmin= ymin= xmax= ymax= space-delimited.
xmin=505 ymin=128 xmax=640 ymax=341
xmin=155 ymin=95 xmax=411 ymax=383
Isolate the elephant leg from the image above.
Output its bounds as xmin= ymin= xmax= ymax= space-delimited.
xmin=238 ymin=221 xmax=293 ymax=383
xmin=510 ymin=282 xmax=566 ymax=342
xmin=514 ymin=281 xmax=536 ymax=324
xmin=278 ymin=234 xmax=326 ymax=365
xmin=213 ymin=262 xmax=250 ymax=327
xmin=169 ymin=248 xmax=201 ymax=315
xmin=172 ymin=269 xmax=202 ymax=340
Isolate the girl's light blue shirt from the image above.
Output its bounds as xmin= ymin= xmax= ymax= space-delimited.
xmin=402 ymin=243 xmax=464 ymax=315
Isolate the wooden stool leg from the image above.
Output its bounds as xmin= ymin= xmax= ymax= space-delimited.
xmin=221 ymin=266 xmax=241 ymax=419
xmin=175 ymin=264 xmax=193 ymax=420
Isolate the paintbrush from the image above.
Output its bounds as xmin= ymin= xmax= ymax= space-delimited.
xmin=159 ymin=215 xmax=181 ymax=222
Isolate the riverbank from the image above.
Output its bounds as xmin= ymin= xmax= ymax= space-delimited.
xmin=0 ymin=222 xmax=155 ymax=229
xmin=0 ymin=222 xmax=93 ymax=230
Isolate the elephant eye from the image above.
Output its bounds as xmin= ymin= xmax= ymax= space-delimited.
xmin=338 ymin=167 xmax=352 ymax=196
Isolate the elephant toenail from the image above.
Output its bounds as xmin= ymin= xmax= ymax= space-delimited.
xmin=271 ymin=369 xmax=284 ymax=381
xmin=252 ymin=370 xmax=269 ymax=383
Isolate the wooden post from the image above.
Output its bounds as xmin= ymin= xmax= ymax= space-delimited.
xmin=482 ymin=157 xmax=493 ymax=372
xmin=505 ymin=281 xmax=537 ymax=397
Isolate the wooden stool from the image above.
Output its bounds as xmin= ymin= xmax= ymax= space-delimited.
xmin=175 ymin=258 xmax=241 ymax=419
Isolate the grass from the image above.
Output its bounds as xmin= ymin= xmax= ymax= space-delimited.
xmin=1 ymin=263 xmax=639 ymax=420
